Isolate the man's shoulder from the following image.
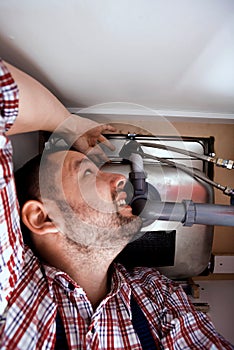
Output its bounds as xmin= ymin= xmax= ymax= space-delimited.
xmin=7 ymin=246 xmax=48 ymax=307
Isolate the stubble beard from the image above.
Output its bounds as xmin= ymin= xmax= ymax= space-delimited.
xmin=56 ymin=199 xmax=142 ymax=249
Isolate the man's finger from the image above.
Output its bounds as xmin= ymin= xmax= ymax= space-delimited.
xmin=87 ymin=144 xmax=111 ymax=164
xmin=97 ymin=134 xmax=116 ymax=151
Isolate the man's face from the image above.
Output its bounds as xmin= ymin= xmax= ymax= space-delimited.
xmin=40 ymin=150 xmax=142 ymax=248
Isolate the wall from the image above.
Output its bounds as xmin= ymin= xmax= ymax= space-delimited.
xmin=10 ymin=132 xmax=39 ymax=171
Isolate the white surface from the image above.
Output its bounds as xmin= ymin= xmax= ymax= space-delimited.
xmin=214 ymin=256 xmax=234 ymax=274
xmin=193 ymin=280 xmax=234 ymax=345
xmin=0 ymin=1 xmax=234 ymax=121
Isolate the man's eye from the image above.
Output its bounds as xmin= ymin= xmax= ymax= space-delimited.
xmin=84 ymin=169 xmax=93 ymax=176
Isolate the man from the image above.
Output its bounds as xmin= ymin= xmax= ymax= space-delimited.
xmin=1 ymin=59 xmax=233 ymax=349
xmin=14 ymin=148 xmax=143 ymax=309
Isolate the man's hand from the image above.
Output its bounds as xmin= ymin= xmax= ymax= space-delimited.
xmin=73 ymin=124 xmax=116 ymax=163
xmin=54 ymin=115 xmax=116 ymax=163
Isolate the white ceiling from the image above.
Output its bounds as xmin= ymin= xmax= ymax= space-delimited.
xmin=1 ymin=0 xmax=234 ymax=122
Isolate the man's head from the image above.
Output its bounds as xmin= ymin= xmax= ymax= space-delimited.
xmin=14 ymin=149 xmax=142 ymax=252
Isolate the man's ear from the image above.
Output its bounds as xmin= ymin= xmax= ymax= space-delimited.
xmin=21 ymin=200 xmax=59 ymax=235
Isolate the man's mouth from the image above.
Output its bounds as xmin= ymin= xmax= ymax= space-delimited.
xmin=115 ymin=191 xmax=127 ymax=208
xmin=115 ymin=192 xmax=134 ymax=217
xmin=116 ymin=199 xmax=127 ymax=207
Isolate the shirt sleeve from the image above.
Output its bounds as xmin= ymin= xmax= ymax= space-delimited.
xmin=159 ymin=277 xmax=234 ymax=349
xmin=0 ymin=59 xmax=24 ymax=315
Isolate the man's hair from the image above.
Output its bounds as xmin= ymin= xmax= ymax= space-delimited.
xmin=14 ymin=154 xmax=43 ymax=244
xmin=14 ymin=154 xmax=42 ymax=208
xmin=14 ymin=146 xmax=75 ymax=244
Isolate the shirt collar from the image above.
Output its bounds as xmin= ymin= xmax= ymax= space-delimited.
xmin=42 ymin=261 xmax=132 ymax=311
xmin=110 ymin=263 xmax=132 ymax=313
xmin=41 ymin=263 xmax=84 ymax=298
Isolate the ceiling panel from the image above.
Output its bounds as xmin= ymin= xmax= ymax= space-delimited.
xmin=1 ymin=0 xmax=234 ymax=121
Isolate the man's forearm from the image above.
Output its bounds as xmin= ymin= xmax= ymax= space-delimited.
xmin=4 ymin=60 xmax=114 ymax=161
xmin=5 ymin=61 xmax=72 ymax=135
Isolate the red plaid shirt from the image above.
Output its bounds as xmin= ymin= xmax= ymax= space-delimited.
xmin=0 ymin=59 xmax=233 ymax=349
xmin=0 ymin=59 xmax=23 ymax=316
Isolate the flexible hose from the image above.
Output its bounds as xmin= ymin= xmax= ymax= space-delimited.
xmin=141 ymin=151 xmax=234 ymax=197
xmin=140 ymin=142 xmax=234 ymax=169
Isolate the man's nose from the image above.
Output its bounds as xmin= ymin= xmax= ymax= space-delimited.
xmin=114 ymin=174 xmax=127 ymax=191
xmin=102 ymin=172 xmax=127 ymax=190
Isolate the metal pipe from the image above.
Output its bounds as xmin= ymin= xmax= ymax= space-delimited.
xmin=187 ymin=202 xmax=234 ymax=227
xmin=135 ymin=200 xmax=234 ymax=227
